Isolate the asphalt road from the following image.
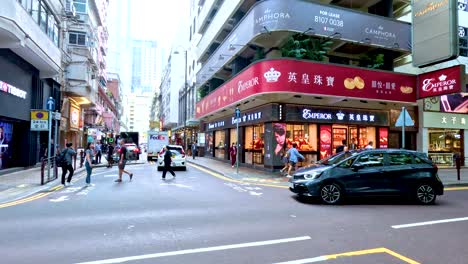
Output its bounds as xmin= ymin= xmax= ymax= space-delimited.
xmin=0 ymin=162 xmax=467 ymax=264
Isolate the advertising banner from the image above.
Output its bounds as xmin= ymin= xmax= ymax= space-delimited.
xmin=319 ymin=125 xmax=332 ymax=160
xmin=412 ymin=0 xmax=458 ymax=67
xmin=417 ymin=65 xmax=466 ymax=99
xmin=439 ymin=93 xmax=468 ymax=113
xmin=423 ymin=112 xmax=468 ymax=129
xmin=0 ymin=121 xmax=13 ymax=170
xmin=196 ymin=59 xmax=416 ymax=118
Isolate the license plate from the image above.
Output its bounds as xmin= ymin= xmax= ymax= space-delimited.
xmin=288 ymin=182 xmax=294 ymax=188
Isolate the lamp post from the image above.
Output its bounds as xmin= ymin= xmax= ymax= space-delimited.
xmin=173 ymin=48 xmax=188 ymax=150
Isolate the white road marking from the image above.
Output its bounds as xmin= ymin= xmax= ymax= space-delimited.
xmin=392 ymin=217 xmax=468 ymax=229
xmin=273 ymin=256 xmax=328 ymax=264
xmin=249 ymin=191 xmax=263 ymax=196
xmin=60 ymin=187 xmax=82 ymax=194
xmin=76 ymin=236 xmax=311 ymax=264
xmin=50 ymin=196 xmax=69 ymax=202
xmin=245 ymin=187 xmax=262 ymax=191
xmin=103 ymin=174 xmax=119 ymax=178
xmin=160 ymin=183 xmax=194 ymax=190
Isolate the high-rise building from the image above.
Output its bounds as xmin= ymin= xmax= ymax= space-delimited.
xmin=131 ymin=40 xmax=158 ymax=94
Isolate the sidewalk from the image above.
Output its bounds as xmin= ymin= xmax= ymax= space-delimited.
xmin=0 ymin=156 xmax=144 ymax=204
xmin=187 ymin=157 xmax=468 ymax=188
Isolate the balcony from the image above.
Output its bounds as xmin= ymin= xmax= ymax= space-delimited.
xmin=0 ymin=0 xmax=61 ymax=77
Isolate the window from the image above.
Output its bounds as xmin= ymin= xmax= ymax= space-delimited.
xmin=19 ymin=0 xmax=33 ymax=13
xmin=31 ymin=0 xmax=39 ymax=23
xmin=355 ymin=153 xmax=384 ymax=167
xmin=388 ymin=153 xmax=413 ymax=165
xmin=47 ymin=13 xmax=54 ymax=39
xmin=69 ymin=32 xmax=87 ymax=45
xmin=74 ymin=0 xmax=87 ymax=13
xmin=39 ymin=3 xmax=47 ymax=32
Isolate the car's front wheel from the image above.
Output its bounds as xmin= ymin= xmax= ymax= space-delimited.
xmin=415 ymin=183 xmax=436 ymax=204
xmin=319 ymin=183 xmax=342 ymax=205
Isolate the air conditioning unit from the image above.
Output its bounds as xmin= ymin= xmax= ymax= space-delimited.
xmin=65 ymin=0 xmax=76 ymax=17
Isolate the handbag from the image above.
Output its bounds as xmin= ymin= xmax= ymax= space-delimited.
xmin=56 ymin=149 xmax=69 ymax=167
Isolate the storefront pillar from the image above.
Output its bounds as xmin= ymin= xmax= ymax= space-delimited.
xmin=418 ymin=127 xmax=429 ymax=154
xmin=464 ymin=130 xmax=468 ymax=167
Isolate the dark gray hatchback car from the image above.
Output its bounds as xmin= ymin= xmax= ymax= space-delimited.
xmin=289 ymin=149 xmax=444 ymax=205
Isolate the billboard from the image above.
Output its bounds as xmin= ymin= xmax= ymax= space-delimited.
xmin=417 ymin=65 xmax=466 ymax=99
xmin=440 ymin=93 xmax=468 ymax=113
xmin=412 ymin=0 xmax=458 ymax=67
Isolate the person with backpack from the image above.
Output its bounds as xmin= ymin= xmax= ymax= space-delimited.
xmin=60 ymin=143 xmax=76 ymax=186
xmin=335 ymin=139 xmax=348 ymax=154
xmin=106 ymin=142 xmax=115 ymax=168
xmin=286 ymin=143 xmax=305 ymax=178
xmin=115 ymin=138 xmax=133 ymax=183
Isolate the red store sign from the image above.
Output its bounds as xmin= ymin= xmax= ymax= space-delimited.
xmin=417 ymin=65 xmax=466 ymax=99
xmin=196 ymin=59 xmax=417 ymax=118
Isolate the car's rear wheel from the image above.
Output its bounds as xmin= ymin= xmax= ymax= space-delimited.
xmin=415 ymin=183 xmax=436 ymax=204
xmin=319 ymin=183 xmax=342 ymax=205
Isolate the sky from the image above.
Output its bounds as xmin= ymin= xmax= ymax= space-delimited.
xmin=130 ymin=0 xmax=190 ymax=51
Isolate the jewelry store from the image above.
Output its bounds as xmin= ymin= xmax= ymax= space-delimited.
xmin=423 ymin=112 xmax=467 ymax=167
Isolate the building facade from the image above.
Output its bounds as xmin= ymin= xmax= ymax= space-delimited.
xmin=190 ymin=0 xmax=467 ymax=170
xmin=0 ymin=0 xmax=62 ymax=170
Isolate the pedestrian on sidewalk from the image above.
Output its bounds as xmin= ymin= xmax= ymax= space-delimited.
xmin=107 ymin=142 xmax=115 ymax=168
xmin=191 ymin=141 xmax=197 ymax=160
xmin=84 ymin=142 xmax=95 ymax=187
xmin=115 ymin=139 xmax=133 ymax=182
xmin=286 ymin=143 xmax=304 ymax=177
xmin=280 ymin=149 xmax=290 ymax=175
xmin=229 ymin=143 xmax=237 ymax=168
xmin=95 ymin=141 xmax=102 ymax=164
xmin=61 ymin=143 xmax=76 ymax=186
xmin=161 ymin=146 xmax=176 ymax=179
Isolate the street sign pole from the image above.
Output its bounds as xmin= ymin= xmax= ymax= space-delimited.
xmin=235 ymin=107 xmax=240 ymax=177
xmin=47 ymin=110 xmax=52 ymax=180
xmin=402 ymin=107 xmax=405 ymax=149
xmin=53 ymin=111 xmax=59 ymax=179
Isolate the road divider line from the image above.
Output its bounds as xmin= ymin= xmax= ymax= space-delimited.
xmin=445 ymin=187 xmax=468 ymax=191
xmin=392 ymin=217 xmax=468 ymax=229
xmin=76 ymin=236 xmax=311 ymax=264
xmin=274 ymin=247 xmax=420 ymax=264
xmin=188 ymin=163 xmax=288 ymax=189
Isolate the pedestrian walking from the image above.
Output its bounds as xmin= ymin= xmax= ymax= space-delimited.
xmin=191 ymin=141 xmax=197 ymax=160
xmin=61 ymin=143 xmax=77 ymax=186
xmin=335 ymin=139 xmax=348 ymax=154
xmin=95 ymin=141 xmax=102 ymax=164
xmin=161 ymin=146 xmax=176 ymax=179
xmin=84 ymin=142 xmax=95 ymax=187
xmin=286 ymin=143 xmax=305 ymax=177
xmin=229 ymin=143 xmax=237 ymax=168
xmin=279 ymin=148 xmax=290 ymax=175
xmin=115 ymin=139 xmax=133 ymax=182
xmin=107 ymin=142 xmax=115 ymax=168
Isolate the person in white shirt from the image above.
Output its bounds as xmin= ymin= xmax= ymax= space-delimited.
xmin=365 ymin=141 xmax=374 ymax=149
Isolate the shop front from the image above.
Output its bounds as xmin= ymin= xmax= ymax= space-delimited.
xmin=422 ymin=112 xmax=467 ymax=167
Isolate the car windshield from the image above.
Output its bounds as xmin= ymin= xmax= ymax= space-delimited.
xmin=318 ymin=150 xmax=361 ymax=165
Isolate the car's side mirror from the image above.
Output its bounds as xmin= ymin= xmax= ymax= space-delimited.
xmin=352 ymin=163 xmax=364 ymax=171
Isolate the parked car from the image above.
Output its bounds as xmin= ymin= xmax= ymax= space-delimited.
xmin=289 ymin=149 xmax=443 ymax=205
xmin=157 ymin=145 xmax=186 ymax=171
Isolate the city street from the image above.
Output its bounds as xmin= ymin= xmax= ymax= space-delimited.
xmin=0 ymin=162 xmax=468 ymax=264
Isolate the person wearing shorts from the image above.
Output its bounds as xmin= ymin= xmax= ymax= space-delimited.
xmin=115 ymin=139 xmax=133 ymax=183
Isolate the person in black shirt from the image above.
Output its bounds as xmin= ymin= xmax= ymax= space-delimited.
xmin=115 ymin=139 xmax=133 ymax=182
xmin=161 ymin=146 xmax=176 ymax=179
xmin=107 ymin=142 xmax=115 ymax=168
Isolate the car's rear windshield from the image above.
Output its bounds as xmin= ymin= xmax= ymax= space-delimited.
xmin=319 ymin=150 xmax=361 ymax=165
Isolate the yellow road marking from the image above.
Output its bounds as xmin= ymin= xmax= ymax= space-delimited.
xmin=188 ymin=163 xmax=289 ymax=189
xmin=445 ymin=187 xmax=468 ymax=191
xmin=325 ymin=247 xmax=420 ymax=264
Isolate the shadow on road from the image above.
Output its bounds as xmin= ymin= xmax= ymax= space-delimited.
xmin=291 ymin=195 xmax=446 ymax=206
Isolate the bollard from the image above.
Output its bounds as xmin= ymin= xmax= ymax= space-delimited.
xmin=454 ymin=153 xmax=461 ymax=181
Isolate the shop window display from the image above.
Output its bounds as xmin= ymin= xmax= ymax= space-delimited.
xmin=428 ymin=129 xmax=462 ymax=166
xmin=215 ymin=130 xmax=225 ymax=159
xmin=0 ymin=121 xmax=13 ymax=170
xmin=244 ymin=125 xmax=264 ymax=164
xmin=286 ymin=124 xmax=318 ymax=163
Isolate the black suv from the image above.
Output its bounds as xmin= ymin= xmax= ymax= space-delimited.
xmin=289 ymin=149 xmax=444 ymax=205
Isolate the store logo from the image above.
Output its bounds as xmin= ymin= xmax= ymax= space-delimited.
xmin=421 ymin=73 xmax=457 ymax=93
xmin=364 ymin=25 xmax=396 ymax=40
xmin=302 ymin=109 xmax=332 ymax=120
xmin=255 ymin=8 xmax=291 ymax=25
xmin=336 ymin=112 xmax=345 ymax=120
xmin=264 ymin=68 xmax=281 ymax=83
xmin=0 ymin=80 xmax=27 ymax=99
xmin=237 ymin=77 xmax=259 ymax=94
